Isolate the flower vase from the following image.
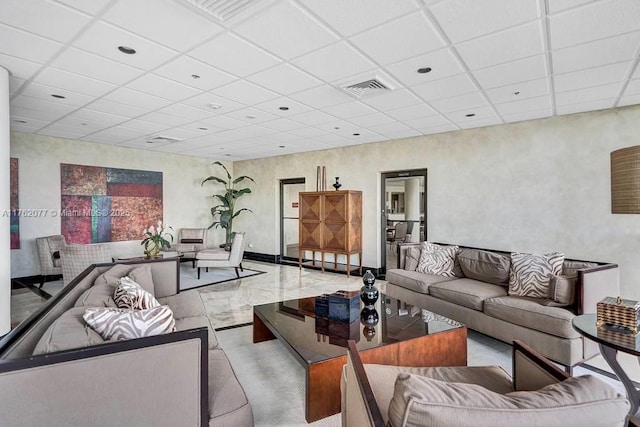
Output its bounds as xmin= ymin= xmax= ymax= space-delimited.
xmin=360 ymin=270 xmax=379 ymax=306
xmin=147 ymin=242 xmax=160 ymax=258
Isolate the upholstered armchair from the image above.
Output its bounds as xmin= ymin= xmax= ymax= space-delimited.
xmin=167 ymin=228 xmax=207 ymax=266
xmin=195 ymin=232 xmax=246 ymax=279
xmin=60 ymin=244 xmax=112 ymax=285
xmin=36 ymin=235 xmax=67 ymax=288
xmin=342 ymin=339 xmax=631 ymax=427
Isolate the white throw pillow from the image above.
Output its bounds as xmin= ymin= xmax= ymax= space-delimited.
xmin=113 ymin=276 xmax=160 ymax=310
xmin=83 ymin=306 xmax=176 ymax=341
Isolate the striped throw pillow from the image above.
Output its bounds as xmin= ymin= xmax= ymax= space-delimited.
xmin=509 ymin=252 xmax=564 ymax=298
xmin=114 ymin=276 xmax=160 ymax=310
xmin=416 ymin=242 xmax=459 ymax=277
xmin=83 ymin=306 xmax=176 ymax=341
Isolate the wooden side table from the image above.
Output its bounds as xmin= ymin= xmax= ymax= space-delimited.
xmin=573 ymin=313 xmax=640 ymax=416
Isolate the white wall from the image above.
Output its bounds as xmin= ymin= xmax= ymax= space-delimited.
xmin=10 ymin=132 xmax=230 ymax=278
xmin=234 ymin=105 xmax=640 ymax=299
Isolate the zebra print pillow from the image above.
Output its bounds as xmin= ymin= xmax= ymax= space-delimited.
xmin=113 ymin=276 xmax=160 ymax=310
xmin=83 ymin=306 xmax=176 ymax=341
xmin=416 ymin=242 xmax=459 ymax=277
xmin=508 ymin=252 xmax=564 ymax=298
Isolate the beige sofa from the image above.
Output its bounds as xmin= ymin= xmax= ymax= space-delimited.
xmin=385 ymin=243 xmax=619 ymax=370
xmin=342 ymin=339 xmax=631 ymax=427
xmin=0 ymin=258 xmax=253 ymax=427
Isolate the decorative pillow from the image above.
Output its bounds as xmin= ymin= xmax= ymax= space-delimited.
xmin=127 ymin=265 xmax=155 ymax=294
xmin=387 ymin=373 xmax=629 ymax=427
xmin=403 ymin=246 xmax=422 ymax=271
xmin=546 ymin=274 xmax=577 ymax=307
xmin=93 ymin=264 xmax=134 ymax=286
xmin=416 ymin=243 xmax=459 ymax=277
xmin=83 ymin=306 xmax=176 ymax=341
xmin=457 ymin=248 xmax=510 ymax=285
xmin=114 ymin=276 xmax=160 ymax=310
xmin=180 ymin=238 xmax=203 ymax=244
xmin=509 ymin=252 xmax=564 ymax=298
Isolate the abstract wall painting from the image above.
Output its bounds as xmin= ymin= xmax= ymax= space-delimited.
xmin=60 ymin=163 xmax=163 ymax=244
xmin=10 ymin=158 xmax=19 ymax=249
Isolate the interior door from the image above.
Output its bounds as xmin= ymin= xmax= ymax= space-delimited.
xmin=280 ymin=178 xmax=305 ymax=262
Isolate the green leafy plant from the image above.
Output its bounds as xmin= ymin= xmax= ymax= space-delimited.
xmin=201 ymin=161 xmax=255 ymax=244
xmin=141 ymin=221 xmax=173 ymax=257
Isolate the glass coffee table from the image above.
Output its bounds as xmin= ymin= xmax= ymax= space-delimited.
xmin=253 ymin=292 xmax=467 ymax=422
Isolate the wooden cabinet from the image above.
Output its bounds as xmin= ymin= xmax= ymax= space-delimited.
xmin=298 ymin=190 xmax=362 ymax=276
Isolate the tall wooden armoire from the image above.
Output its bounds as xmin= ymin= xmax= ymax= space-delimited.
xmin=298 ymin=190 xmax=362 ymax=277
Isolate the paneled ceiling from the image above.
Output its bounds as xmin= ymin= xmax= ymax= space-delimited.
xmin=2 ymin=0 xmax=640 ymax=161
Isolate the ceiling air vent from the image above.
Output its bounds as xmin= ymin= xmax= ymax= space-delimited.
xmin=146 ymin=135 xmax=182 ymax=144
xmin=179 ymin=0 xmax=256 ymax=23
xmin=341 ymin=76 xmax=394 ymax=99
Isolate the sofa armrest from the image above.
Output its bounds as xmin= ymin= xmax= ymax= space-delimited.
xmin=0 ymin=328 xmax=208 ymax=427
xmin=512 ymin=339 xmax=569 ymax=391
xmin=342 ymin=340 xmax=385 ymax=427
xmin=396 ymin=242 xmax=421 ymax=270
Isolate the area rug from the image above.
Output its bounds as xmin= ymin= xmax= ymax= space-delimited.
xmin=216 ymin=326 xmax=626 ymax=427
xmin=179 ymin=263 xmax=266 ymax=291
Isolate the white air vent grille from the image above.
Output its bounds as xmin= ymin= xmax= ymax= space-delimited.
xmin=147 ymin=135 xmax=182 ymax=144
xmin=341 ymin=77 xmax=394 ymax=99
xmin=180 ymin=0 xmax=256 ymax=22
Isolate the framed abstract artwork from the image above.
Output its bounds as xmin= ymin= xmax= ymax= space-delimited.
xmin=10 ymin=158 xmax=19 ymax=249
xmin=60 ymin=163 xmax=163 ymax=244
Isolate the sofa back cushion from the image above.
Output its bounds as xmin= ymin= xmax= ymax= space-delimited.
xmin=388 ymin=373 xmax=629 ymax=427
xmin=403 ymin=246 xmax=421 ymax=271
xmin=562 ymin=260 xmax=599 ymax=277
xmin=457 ymin=248 xmax=510 ymax=286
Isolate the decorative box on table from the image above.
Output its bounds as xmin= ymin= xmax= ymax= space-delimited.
xmin=597 ymin=296 xmax=640 ymax=334
xmin=328 ymin=290 xmax=360 ymax=323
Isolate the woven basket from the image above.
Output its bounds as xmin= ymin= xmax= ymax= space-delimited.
xmin=597 ymin=296 xmax=640 ymax=334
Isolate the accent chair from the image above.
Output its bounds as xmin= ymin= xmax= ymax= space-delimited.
xmin=195 ymin=232 xmax=246 ymax=279
xmin=36 ymin=234 xmax=67 ymax=288
xmin=60 ymin=243 xmax=112 ymax=285
xmin=168 ymin=227 xmax=207 ymax=266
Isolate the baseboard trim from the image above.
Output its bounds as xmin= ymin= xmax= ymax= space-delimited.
xmin=244 ymin=251 xmax=278 ymax=263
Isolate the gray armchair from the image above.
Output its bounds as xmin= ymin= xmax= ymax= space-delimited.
xmin=36 ymin=235 xmax=67 ymax=288
xmin=195 ymin=232 xmax=246 ymax=279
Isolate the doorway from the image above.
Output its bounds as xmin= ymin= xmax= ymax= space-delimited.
xmin=279 ymin=178 xmax=305 ymax=263
xmin=380 ymin=169 xmax=427 ymax=275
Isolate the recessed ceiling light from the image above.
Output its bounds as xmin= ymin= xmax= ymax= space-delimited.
xmin=198 ymin=127 xmax=208 ymax=131
xmin=514 ymin=91 xmax=520 ymax=95
xmin=14 ymin=119 xmax=27 ymax=124
xmin=334 ymin=127 xmax=340 ymax=130
xmin=246 ymin=115 xmax=256 ymax=119
xmin=465 ymin=113 xmax=476 ymax=117
xmin=278 ymin=145 xmax=285 ymax=148
xmin=279 ymin=106 xmax=289 ymax=111
xmin=81 ymin=123 xmax=87 ymax=126
xmin=51 ymin=94 xmax=66 ymax=99
xmin=353 ymin=133 xmax=360 ymax=136
xmin=209 ymin=103 xmax=222 ymax=110
xmin=118 ymin=46 xmax=136 ymax=55
xmin=146 ymin=140 xmax=154 ymax=144
xmin=225 ymin=154 xmax=231 ymax=157
xmin=417 ymin=67 xmax=432 ymax=74
xmin=191 ymin=74 xmax=201 ymax=79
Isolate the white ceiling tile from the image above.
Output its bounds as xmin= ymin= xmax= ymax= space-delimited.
xmin=625 ymin=79 xmax=640 ymax=95
xmin=429 ymin=0 xmax=539 ymax=43
xmin=555 ymin=83 xmax=620 ymax=105
xmin=213 ymin=80 xmax=279 ymax=105
xmin=619 ymin=93 xmax=640 ymax=107
xmin=403 ymin=114 xmax=453 ymax=131
xmin=73 ymin=21 xmax=178 ymax=70
xmin=360 ymin=89 xmax=423 ymax=110
xmin=289 ymin=84 xmax=354 ymax=108
xmin=86 ymin=124 xmax=150 ymax=139
xmin=178 ymin=123 xmax=225 ymax=135
xmin=189 ymin=33 xmax=280 ymax=77
xmin=53 ymin=0 xmax=110 ymax=15
xmin=137 ymin=111 xmax=192 ymax=127
xmin=183 ymin=92 xmax=245 ymax=114
xmin=38 ymin=128 xmax=88 ymax=139
xmin=10 ymin=116 xmax=50 ymax=132
xmin=549 ymin=0 xmax=640 ymax=49
xmin=104 ymin=0 xmax=223 ymax=51
xmin=292 ymin=42 xmax=376 ymax=82
xmin=413 ymin=74 xmax=477 ymax=101
xmin=65 ymin=108 xmax=130 ymax=127
xmin=20 ymin=82 xmax=94 ymax=107
xmin=288 ymin=126 xmax=331 ymax=138
xmin=375 ymin=128 xmax=422 ymax=140
xmin=323 ymin=101 xmax=377 ymax=119
xmin=254 ymin=97 xmax=313 ymax=117
xmin=260 ymin=118 xmax=306 ymax=132
xmin=126 ymin=74 xmax=200 ymax=101
xmin=552 ymin=32 xmax=640 ymax=74
xmin=156 ymin=104 xmax=214 ymax=121
xmin=350 ymin=12 xmax=445 ymax=65
xmin=247 ymin=63 xmax=322 ymax=95
xmin=473 ymin=55 xmax=548 ymax=89
xmin=386 ymin=48 xmax=464 ymax=87
xmin=485 ymin=78 xmax=550 ymax=104
xmin=457 ymin=115 xmax=502 ymax=129
xmin=444 ymin=106 xmax=499 ymax=123
xmin=0 ymin=53 xmax=42 ymax=80
xmin=119 ymin=119 xmax=167 ymax=133
xmin=547 ymin=0 xmax=593 ymax=14
xmin=51 ymin=47 xmax=144 ymax=85
xmin=9 ymin=77 xmax=25 ymax=95
xmin=200 ymin=115 xmax=250 ymax=131
xmin=85 ymin=98 xmax=147 ymax=118
xmin=155 ymin=56 xmax=236 ymax=91
xmin=430 ymin=92 xmax=488 ymax=113
xmin=12 ymin=95 xmax=76 ymax=117
xmin=0 ymin=23 xmax=62 ymax=64
xmin=225 ymin=107 xmax=280 ymax=124
xmin=150 ymin=127 xmax=203 ymax=141
xmin=34 ymin=67 xmax=116 ymax=97
xmin=502 ymin=108 xmax=553 ymax=123
xmin=456 ymin=21 xmax=545 ymax=70
xmin=368 ymin=121 xmax=415 ymax=134
xmin=55 ymin=115 xmax=112 ymax=132
xmin=554 ymin=62 xmax=631 ymax=92
xmin=103 ymin=87 xmax=173 ymax=111
xmin=39 ymin=122 xmax=93 ymax=137
xmin=634 ymin=67 xmax=640 ymax=80
xmin=348 ymin=113 xmax=395 ymax=127
xmin=299 ymin=0 xmax=420 ymax=37
xmin=494 ymin=95 xmax=552 ymax=115
xmin=385 ymin=103 xmax=438 ymax=121
xmin=83 ymin=134 xmax=123 ymax=144
xmin=234 ymin=0 xmax=337 ymax=60
xmin=557 ymin=99 xmax=614 ymax=115
xmin=314 ymin=120 xmax=361 ymax=134
xmin=288 ymin=110 xmax=337 ymax=126
xmin=0 ymin=0 xmax=91 ymax=42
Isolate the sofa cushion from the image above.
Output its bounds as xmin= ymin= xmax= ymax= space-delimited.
xmin=74 ymin=282 xmax=119 ymax=308
xmin=428 ymin=278 xmax=507 ymax=311
xmin=113 ymin=276 xmax=160 ymax=310
xmin=509 ymin=252 xmax=564 ymax=299
xmin=174 ymin=315 xmax=218 ymax=349
xmin=83 ymin=306 xmax=176 ymax=341
xmin=457 ymin=248 xmax=510 ymax=286
xmin=403 ymin=246 xmax=421 ymax=271
xmin=547 ymin=274 xmax=577 ymax=307
xmin=93 ymin=264 xmax=134 ymax=286
xmin=416 ymin=243 xmax=459 ymax=277
xmin=158 ymin=291 xmax=207 ymax=320
xmin=484 ymin=296 xmax=580 ymax=339
xmin=126 ymin=264 xmax=155 ymax=294
xmin=208 ymin=348 xmax=253 ymax=425
xmin=33 ymin=307 xmax=107 ymax=355
xmin=387 ymin=374 xmax=629 ymax=427
xmin=386 ymin=269 xmax=457 ymax=295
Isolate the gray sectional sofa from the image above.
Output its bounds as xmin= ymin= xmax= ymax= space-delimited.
xmin=385 ymin=243 xmax=619 ymax=370
xmin=0 ymin=258 xmax=253 ymax=427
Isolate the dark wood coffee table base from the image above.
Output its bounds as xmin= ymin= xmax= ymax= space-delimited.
xmin=253 ymin=312 xmax=468 ymax=422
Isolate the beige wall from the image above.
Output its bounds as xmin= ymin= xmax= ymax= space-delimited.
xmin=10 ymin=132 xmax=228 ymax=278
xmin=234 ymin=105 xmax=640 ymax=299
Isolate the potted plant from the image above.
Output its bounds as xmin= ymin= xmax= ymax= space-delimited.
xmin=141 ymin=220 xmax=173 ymax=258
xmin=202 ymin=161 xmax=255 ymax=249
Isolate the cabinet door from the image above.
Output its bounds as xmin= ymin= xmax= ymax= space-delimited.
xmin=299 ymin=193 xmax=322 ymax=249
xmin=322 ymin=193 xmax=347 ymax=251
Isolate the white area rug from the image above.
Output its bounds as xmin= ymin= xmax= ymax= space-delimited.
xmin=179 ymin=263 xmax=265 ymax=291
